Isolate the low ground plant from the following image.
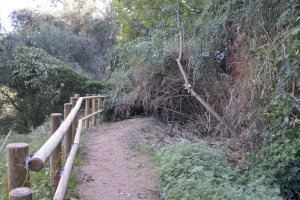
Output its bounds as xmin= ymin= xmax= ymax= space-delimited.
xmin=0 ymin=121 xmax=81 ymax=199
xmin=157 ymin=141 xmax=282 ymax=200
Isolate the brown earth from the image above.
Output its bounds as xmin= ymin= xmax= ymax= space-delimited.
xmin=75 ymin=118 xmax=161 ymax=200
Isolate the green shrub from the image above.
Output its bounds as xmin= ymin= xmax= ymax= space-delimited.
xmin=157 ymin=141 xmax=281 ymax=200
xmin=83 ymin=79 xmax=110 ymax=95
xmin=3 ymin=46 xmax=106 ymax=130
xmin=0 ymin=124 xmax=51 ymax=200
xmin=246 ymin=94 xmax=300 ymax=197
xmin=244 ymin=10 xmax=300 ymax=197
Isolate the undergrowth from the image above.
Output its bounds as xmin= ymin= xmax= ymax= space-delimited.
xmin=157 ymin=141 xmax=282 ymax=200
xmin=108 ymin=0 xmax=300 ymax=198
xmin=0 ymin=120 xmax=81 ymax=199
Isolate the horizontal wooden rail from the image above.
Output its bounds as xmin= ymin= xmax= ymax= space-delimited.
xmin=28 ymin=95 xmax=105 ymax=171
xmin=82 ymin=95 xmax=105 ymax=100
xmin=81 ymin=110 xmax=103 ymax=121
xmin=53 ymin=120 xmax=82 ymax=200
xmin=7 ymin=94 xmax=106 ymax=200
xmin=54 ymin=108 xmax=105 ymax=199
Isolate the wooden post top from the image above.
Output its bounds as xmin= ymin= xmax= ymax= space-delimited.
xmin=51 ymin=113 xmax=63 ymax=117
xmin=9 ymin=187 xmax=32 ymax=200
xmin=70 ymin=97 xmax=77 ymax=102
xmin=74 ymin=94 xmax=80 ymax=101
xmin=7 ymin=143 xmax=28 ymax=149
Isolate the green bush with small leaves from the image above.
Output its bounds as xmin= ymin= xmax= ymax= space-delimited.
xmin=3 ymin=46 xmax=107 ymax=131
xmin=157 ymin=141 xmax=281 ymax=200
xmin=246 ymin=94 xmax=300 ymax=198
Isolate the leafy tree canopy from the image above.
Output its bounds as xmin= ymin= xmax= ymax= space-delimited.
xmin=2 ymin=46 xmax=106 ymax=131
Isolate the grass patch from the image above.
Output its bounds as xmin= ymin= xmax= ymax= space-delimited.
xmin=157 ymin=141 xmax=282 ymax=200
xmin=0 ymin=120 xmax=82 ymax=200
xmin=0 ymin=122 xmax=51 ymax=200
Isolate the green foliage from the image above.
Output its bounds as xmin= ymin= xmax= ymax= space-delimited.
xmin=157 ymin=141 xmax=282 ymax=200
xmin=112 ymin=0 xmax=210 ymax=41
xmin=246 ymin=94 xmax=300 ymax=197
xmin=0 ymin=121 xmax=80 ymax=199
xmin=4 ymin=46 xmax=105 ymax=130
xmin=0 ymin=124 xmax=51 ymax=200
xmin=110 ymin=1 xmax=300 ymax=197
xmin=4 ymin=7 xmax=116 ymax=78
xmin=83 ymin=79 xmax=109 ymax=95
xmin=242 ymin=7 xmax=300 ymax=196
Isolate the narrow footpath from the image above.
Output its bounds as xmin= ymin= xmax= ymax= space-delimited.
xmin=75 ymin=118 xmax=160 ymax=200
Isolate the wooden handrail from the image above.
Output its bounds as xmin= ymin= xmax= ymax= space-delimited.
xmin=81 ymin=110 xmax=103 ymax=121
xmin=28 ymin=95 xmax=105 ymax=171
xmin=83 ymin=95 xmax=106 ymax=100
xmin=53 ymin=120 xmax=83 ymax=200
xmin=7 ymin=94 xmax=106 ymax=200
xmin=54 ymin=102 xmax=103 ymax=199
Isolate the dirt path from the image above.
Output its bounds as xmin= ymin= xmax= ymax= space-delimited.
xmin=75 ymin=118 xmax=160 ymax=200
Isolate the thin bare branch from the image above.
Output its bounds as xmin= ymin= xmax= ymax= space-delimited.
xmin=0 ymin=88 xmax=22 ymax=112
xmin=175 ymin=5 xmax=237 ymax=137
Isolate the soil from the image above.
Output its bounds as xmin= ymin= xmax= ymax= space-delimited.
xmin=75 ymin=118 xmax=161 ymax=200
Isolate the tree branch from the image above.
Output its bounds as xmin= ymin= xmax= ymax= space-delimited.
xmin=175 ymin=6 xmax=237 ymax=137
xmin=0 ymin=88 xmax=22 ymax=112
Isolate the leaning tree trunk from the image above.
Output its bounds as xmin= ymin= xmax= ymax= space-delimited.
xmin=175 ymin=6 xmax=237 ymax=137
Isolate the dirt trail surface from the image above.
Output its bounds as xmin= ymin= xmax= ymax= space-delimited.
xmin=75 ymin=118 xmax=160 ymax=200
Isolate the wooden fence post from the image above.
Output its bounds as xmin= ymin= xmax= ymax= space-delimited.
xmin=74 ymin=94 xmax=80 ymax=137
xmin=97 ymin=95 xmax=102 ymax=118
xmin=92 ymin=95 xmax=97 ymax=126
xmin=7 ymin=143 xmax=30 ymax=192
xmin=84 ymin=94 xmax=91 ymax=129
xmin=74 ymin=94 xmax=80 ymax=100
xmin=63 ymin=103 xmax=73 ymax=154
xmin=70 ymin=97 xmax=77 ymax=141
xmin=9 ymin=187 xmax=32 ymax=200
xmin=50 ymin=113 xmax=62 ymax=189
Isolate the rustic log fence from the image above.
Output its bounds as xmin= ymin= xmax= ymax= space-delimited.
xmin=6 ymin=94 xmax=105 ymax=200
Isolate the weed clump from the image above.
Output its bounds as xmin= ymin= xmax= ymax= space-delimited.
xmin=157 ymin=141 xmax=282 ymax=200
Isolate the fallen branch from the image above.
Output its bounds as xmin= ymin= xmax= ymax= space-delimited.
xmin=175 ymin=6 xmax=237 ymax=137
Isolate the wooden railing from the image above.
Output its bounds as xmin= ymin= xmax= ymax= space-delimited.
xmin=6 ymin=94 xmax=105 ymax=200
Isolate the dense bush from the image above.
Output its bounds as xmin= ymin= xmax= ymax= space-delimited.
xmin=110 ymin=0 xmax=300 ymax=197
xmin=3 ymin=46 xmax=106 ymax=131
xmin=2 ymin=7 xmax=116 ymax=79
xmin=245 ymin=94 xmax=300 ymax=198
xmin=244 ymin=6 xmax=299 ymax=197
xmin=157 ymin=141 xmax=281 ymax=200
